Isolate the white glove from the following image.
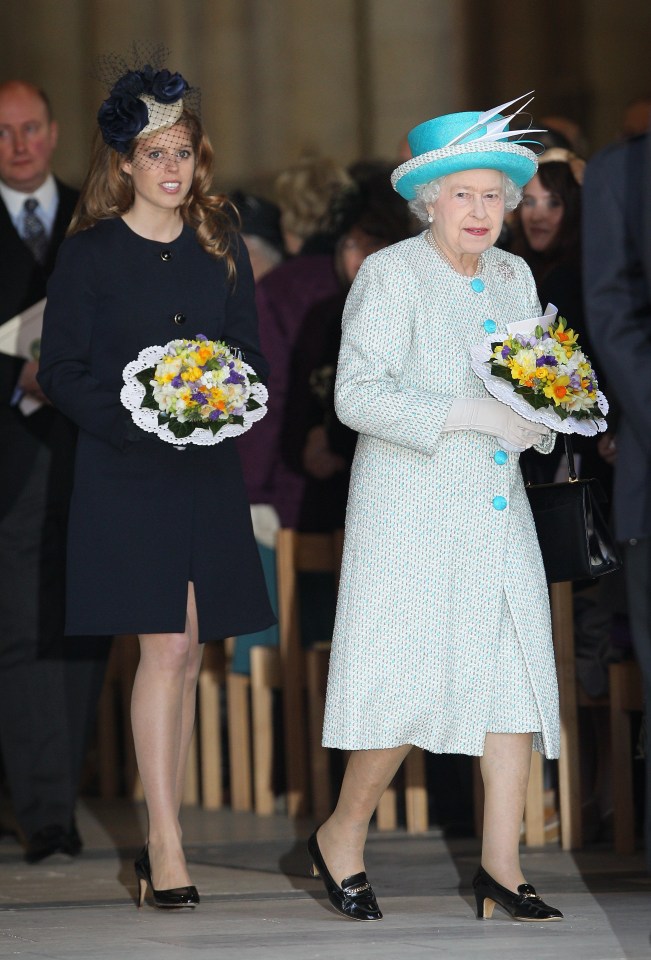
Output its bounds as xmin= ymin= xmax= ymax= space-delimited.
xmin=250 ymin=504 xmax=280 ymax=549
xmin=442 ymin=398 xmax=550 ymax=452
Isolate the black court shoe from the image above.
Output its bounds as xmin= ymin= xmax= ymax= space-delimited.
xmin=472 ymin=865 xmax=563 ymax=921
xmin=134 ymin=847 xmax=200 ymax=909
xmin=307 ymin=831 xmax=383 ymax=921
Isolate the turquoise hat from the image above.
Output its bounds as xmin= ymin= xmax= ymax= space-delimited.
xmin=391 ymin=93 xmax=542 ymax=200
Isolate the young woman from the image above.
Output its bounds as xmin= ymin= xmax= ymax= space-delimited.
xmin=38 ymin=61 xmax=274 ymax=908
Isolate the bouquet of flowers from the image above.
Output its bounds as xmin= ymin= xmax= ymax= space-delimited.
xmin=121 ymin=334 xmax=268 ymax=445
xmin=470 ymin=305 xmax=608 ymax=435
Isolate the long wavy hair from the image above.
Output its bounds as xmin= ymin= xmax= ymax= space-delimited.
xmin=68 ymin=109 xmax=239 ymax=280
xmin=510 ymin=161 xmax=581 ymax=285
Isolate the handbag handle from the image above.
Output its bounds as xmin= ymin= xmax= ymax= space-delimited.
xmin=521 ymin=433 xmax=578 ymax=485
xmin=564 ymin=434 xmax=578 ymax=482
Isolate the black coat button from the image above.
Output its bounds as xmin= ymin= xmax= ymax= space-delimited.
xmin=160 ymin=251 xmax=172 ymax=261
xmin=173 ymin=313 xmax=186 ymax=325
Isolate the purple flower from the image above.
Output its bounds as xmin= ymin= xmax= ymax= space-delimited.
xmin=536 ymin=355 xmax=558 ymax=367
xmin=501 ymin=345 xmax=512 ymax=359
xmin=191 ymin=391 xmax=208 ymax=405
xmin=209 ymin=409 xmax=223 ymax=421
xmin=195 ymin=333 xmax=208 ymax=341
xmin=569 ymin=373 xmax=581 ymax=389
xmin=171 ymin=374 xmax=183 ymax=388
xmin=224 ymin=368 xmax=245 ymax=386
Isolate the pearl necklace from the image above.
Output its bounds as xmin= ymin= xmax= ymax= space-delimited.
xmin=425 ymin=230 xmax=484 ymax=280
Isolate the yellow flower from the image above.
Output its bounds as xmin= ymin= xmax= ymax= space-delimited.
xmin=181 ymin=366 xmax=203 ymax=382
xmin=543 ymin=376 xmax=571 ymax=405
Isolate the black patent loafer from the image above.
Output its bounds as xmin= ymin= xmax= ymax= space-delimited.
xmin=135 ymin=847 xmax=200 ymax=909
xmin=473 ymin=865 xmax=563 ymax=921
xmin=308 ymin=831 xmax=382 ymax=921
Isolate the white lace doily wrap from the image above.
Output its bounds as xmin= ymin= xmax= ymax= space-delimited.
xmin=120 ymin=343 xmax=268 ymax=446
xmin=470 ymin=338 xmax=608 ymax=436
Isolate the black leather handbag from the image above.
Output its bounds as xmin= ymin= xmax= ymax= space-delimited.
xmin=525 ymin=435 xmax=622 ymax=583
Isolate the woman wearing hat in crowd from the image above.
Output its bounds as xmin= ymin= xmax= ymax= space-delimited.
xmin=310 ymin=95 xmax=564 ymax=924
xmin=37 ymin=51 xmax=274 ymax=908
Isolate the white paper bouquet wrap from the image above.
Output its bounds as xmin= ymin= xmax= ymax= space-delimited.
xmin=121 ymin=336 xmax=268 ymax=446
xmin=470 ymin=304 xmax=608 ymax=436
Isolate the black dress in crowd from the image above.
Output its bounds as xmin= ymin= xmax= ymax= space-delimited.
xmin=39 ymin=218 xmax=275 ymax=641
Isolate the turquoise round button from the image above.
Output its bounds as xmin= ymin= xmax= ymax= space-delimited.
xmin=483 ymin=318 xmax=497 ymax=333
xmin=492 ymin=495 xmax=507 ymax=511
xmin=470 ymin=278 xmax=485 ymax=293
xmin=493 ymin=450 xmax=508 ymax=465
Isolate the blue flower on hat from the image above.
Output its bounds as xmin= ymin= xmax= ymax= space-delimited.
xmin=98 ymin=95 xmax=149 ymax=153
xmin=150 ymin=69 xmax=188 ymax=103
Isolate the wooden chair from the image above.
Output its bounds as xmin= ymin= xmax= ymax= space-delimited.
xmin=521 ymin=583 xmax=644 ymax=854
xmin=247 ymin=529 xmax=343 ymax=817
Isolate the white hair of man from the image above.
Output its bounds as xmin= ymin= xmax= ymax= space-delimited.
xmin=409 ymin=173 xmax=522 ymax=224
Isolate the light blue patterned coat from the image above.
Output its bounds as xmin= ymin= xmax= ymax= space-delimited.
xmin=322 ymin=234 xmax=560 ymax=758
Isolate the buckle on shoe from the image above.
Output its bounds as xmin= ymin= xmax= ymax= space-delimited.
xmin=346 ymin=882 xmax=370 ymax=896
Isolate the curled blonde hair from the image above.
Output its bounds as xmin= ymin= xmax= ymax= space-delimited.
xmin=275 ymin=156 xmax=353 ymax=243
xmin=69 ymin=110 xmax=239 ymax=280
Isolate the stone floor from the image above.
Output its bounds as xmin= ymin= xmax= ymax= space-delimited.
xmin=0 ymin=798 xmax=649 ymax=959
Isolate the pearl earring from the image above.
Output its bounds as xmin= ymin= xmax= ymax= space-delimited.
xmin=428 ymin=214 xmax=434 ymax=223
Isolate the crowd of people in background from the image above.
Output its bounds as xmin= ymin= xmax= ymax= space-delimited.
xmin=0 ymin=70 xmax=650 ymax=873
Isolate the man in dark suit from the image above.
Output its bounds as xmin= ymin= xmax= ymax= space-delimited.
xmin=0 ymin=80 xmax=110 ymax=863
xmin=583 ymin=130 xmax=651 ymax=871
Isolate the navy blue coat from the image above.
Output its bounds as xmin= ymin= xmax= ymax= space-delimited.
xmin=39 ymin=217 xmax=275 ymax=640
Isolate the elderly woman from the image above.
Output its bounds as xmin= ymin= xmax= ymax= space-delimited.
xmin=309 ymin=97 xmax=563 ymax=924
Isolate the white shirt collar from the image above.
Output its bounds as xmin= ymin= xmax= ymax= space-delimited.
xmin=0 ymin=174 xmax=58 ymax=232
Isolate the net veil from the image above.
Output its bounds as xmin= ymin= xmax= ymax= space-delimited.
xmin=94 ymin=41 xmax=201 ymax=171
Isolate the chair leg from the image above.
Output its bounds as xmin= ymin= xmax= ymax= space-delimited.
xmin=251 ymin=647 xmax=280 ymax=816
xmin=524 ymin=750 xmax=546 ymax=846
xmin=198 ymin=664 xmax=223 ymax=810
xmin=276 ymin=529 xmax=309 ymax=817
xmin=226 ymin=672 xmax=252 ymax=810
xmin=376 ymin=784 xmax=398 ymax=831
xmin=551 ymin=581 xmax=582 ymax=850
xmin=404 ymin=748 xmax=428 ymax=833
xmin=182 ymin=728 xmax=199 ymax=805
xmin=307 ymin=648 xmax=332 ymax=824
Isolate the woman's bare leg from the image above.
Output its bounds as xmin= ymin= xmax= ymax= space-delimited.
xmin=480 ymin=731 xmax=533 ymax=890
xmin=131 ymin=582 xmax=203 ymax=890
xmin=316 ymin=745 xmax=412 ymax=886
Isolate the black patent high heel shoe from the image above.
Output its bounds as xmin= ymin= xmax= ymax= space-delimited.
xmin=134 ymin=846 xmax=200 ymax=909
xmin=307 ymin=831 xmax=382 ymax=921
xmin=472 ymin=865 xmax=563 ymax=922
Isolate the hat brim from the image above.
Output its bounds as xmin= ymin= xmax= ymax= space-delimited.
xmin=392 ymin=142 xmax=537 ymax=199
